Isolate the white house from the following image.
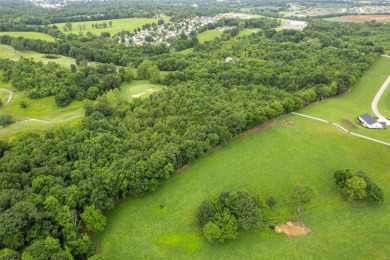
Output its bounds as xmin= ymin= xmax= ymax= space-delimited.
xmin=358 ymin=113 xmax=385 ymax=129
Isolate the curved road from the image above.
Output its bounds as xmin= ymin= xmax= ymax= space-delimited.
xmin=0 ymin=88 xmax=13 ymax=109
xmin=371 ymin=75 xmax=390 ymax=126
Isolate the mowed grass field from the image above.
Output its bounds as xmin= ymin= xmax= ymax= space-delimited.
xmin=120 ymin=80 xmax=164 ymax=100
xmin=0 ymin=44 xmax=77 ymax=67
xmin=197 ymin=30 xmax=223 ymax=43
xmin=0 ymin=32 xmax=56 ymax=42
xmin=0 ymin=82 xmax=85 ymax=140
xmin=53 ymin=17 xmax=167 ymax=35
xmin=96 ymin=57 xmax=390 ymax=258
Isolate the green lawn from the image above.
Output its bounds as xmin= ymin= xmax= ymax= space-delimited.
xmin=197 ymin=30 xmax=223 ymax=43
xmin=96 ymin=57 xmax=390 ymax=259
xmin=120 ymin=80 xmax=164 ymax=101
xmin=0 ymin=32 xmax=56 ymax=42
xmin=53 ymin=17 xmax=167 ymax=35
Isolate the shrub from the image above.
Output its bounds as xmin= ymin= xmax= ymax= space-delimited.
xmin=0 ymin=114 xmax=13 ymax=127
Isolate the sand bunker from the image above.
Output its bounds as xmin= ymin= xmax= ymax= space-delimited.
xmin=275 ymin=221 xmax=311 ymax=237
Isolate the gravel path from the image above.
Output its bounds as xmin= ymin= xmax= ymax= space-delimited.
xmin=371 ymin=75 xmax=390 ymax=126
xmin=0 ymin=88 xmax=13 ymax=109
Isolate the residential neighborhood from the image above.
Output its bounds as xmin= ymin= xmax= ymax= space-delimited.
xmin=116 ymin=16 xmax=219 ymax=46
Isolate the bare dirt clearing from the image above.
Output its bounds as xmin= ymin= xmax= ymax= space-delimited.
xmin=283 ymin=120 xmax=295 ymax=126
xmin=342 ymin=119 xmax=358 ymax=129
xmin=275 ymin=221 xmax=311 ymax=237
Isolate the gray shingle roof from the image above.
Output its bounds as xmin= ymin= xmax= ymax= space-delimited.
xmin=359 ymin=113 xmax=377 ymax=125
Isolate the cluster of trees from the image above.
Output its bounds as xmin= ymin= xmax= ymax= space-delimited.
xmin=198 ymin=191 xmax=263 ymax=243
xmin=334 ymin=169 xmax=384 ymax=202
xmin=0 ymin=58 xmax=129 ymax=106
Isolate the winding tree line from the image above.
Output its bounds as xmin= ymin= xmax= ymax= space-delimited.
xmin=0 ymin=18 xmax=388 ymax=259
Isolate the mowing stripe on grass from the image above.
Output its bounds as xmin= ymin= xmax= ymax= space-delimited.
xmin=291 ymin=112 xmax=329 ymax=123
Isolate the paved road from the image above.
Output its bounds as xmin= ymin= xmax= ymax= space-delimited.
xmin=371 ymin=75 xmax=390 ymax=126
xmin=0 ymin=88 xmax=13 ymax=109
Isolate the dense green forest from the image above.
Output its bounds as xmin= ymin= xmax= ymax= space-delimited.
xmin=0 ymin=0 xmax=390 ymax=258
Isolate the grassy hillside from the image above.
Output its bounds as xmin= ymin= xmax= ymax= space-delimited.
xmin=53 ymin=17 xmax=167 ymax=35
xmin=0 ymin=32 xmax=56 ymax=42
xmin=96 ymin=57 xmax=390 ymax=259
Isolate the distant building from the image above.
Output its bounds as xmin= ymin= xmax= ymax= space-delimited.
xmin=358 ymin=113 xmax=385 ymax=129
xmin=282 ymin=21 xmax=308 ymax=31
xmin=225 ymin=57 xmax=233 ymax=63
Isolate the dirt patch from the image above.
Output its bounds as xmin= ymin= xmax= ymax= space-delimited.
xmin=242 ymin=121 xmax=274 ymax=136
xmin=283 ymin=120 xmax=294 ymax=126
xmin=336 ymin=15 xmax=390 ymax=22
xmin=342 ymin=119 xmax=358 ymax=129
xmin=275 ymin=221 xmax=311 ymax=237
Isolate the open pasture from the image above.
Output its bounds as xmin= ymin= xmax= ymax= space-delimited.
xmin=53 ymin=17 xmax=167 ymax=35
xmin=96 ymin=56 xmax=390 ymax=259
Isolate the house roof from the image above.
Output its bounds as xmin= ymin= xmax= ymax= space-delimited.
xmin=359 ymin=113 xmax=377 ymax=125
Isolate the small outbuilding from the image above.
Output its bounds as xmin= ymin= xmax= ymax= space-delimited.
xmin=358 ymin=113 xmax=384 ymax=129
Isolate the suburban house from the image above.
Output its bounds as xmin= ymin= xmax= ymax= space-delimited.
xmin=358 ymin=113 xmax=385 ymax=129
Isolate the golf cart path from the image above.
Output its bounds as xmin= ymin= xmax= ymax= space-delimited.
xmin=0 ymin=88 xmax=13 ymax=109
xmin=371 ymin=75 xmax=390 ymax=126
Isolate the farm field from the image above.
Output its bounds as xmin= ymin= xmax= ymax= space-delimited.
xmin=120 ymin=80 xmax=164 ymax=100
xmin=52 ymin=17 xmax=167 ymax=35
xmin=96 ymin=56 xmax=390 ymax=258
xmin=0 ymin=32 xmax=56 ymax=42
xmin=324 ymin=15 xmax=390 ymax=23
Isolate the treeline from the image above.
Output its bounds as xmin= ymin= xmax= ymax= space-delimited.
xmin=0 ymin=0 xmax=230 ymax=25
xmin=0 ymin=33 xmax=170 ymax=67
xmin=0 ymin=58 xmax=130 ymax=106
